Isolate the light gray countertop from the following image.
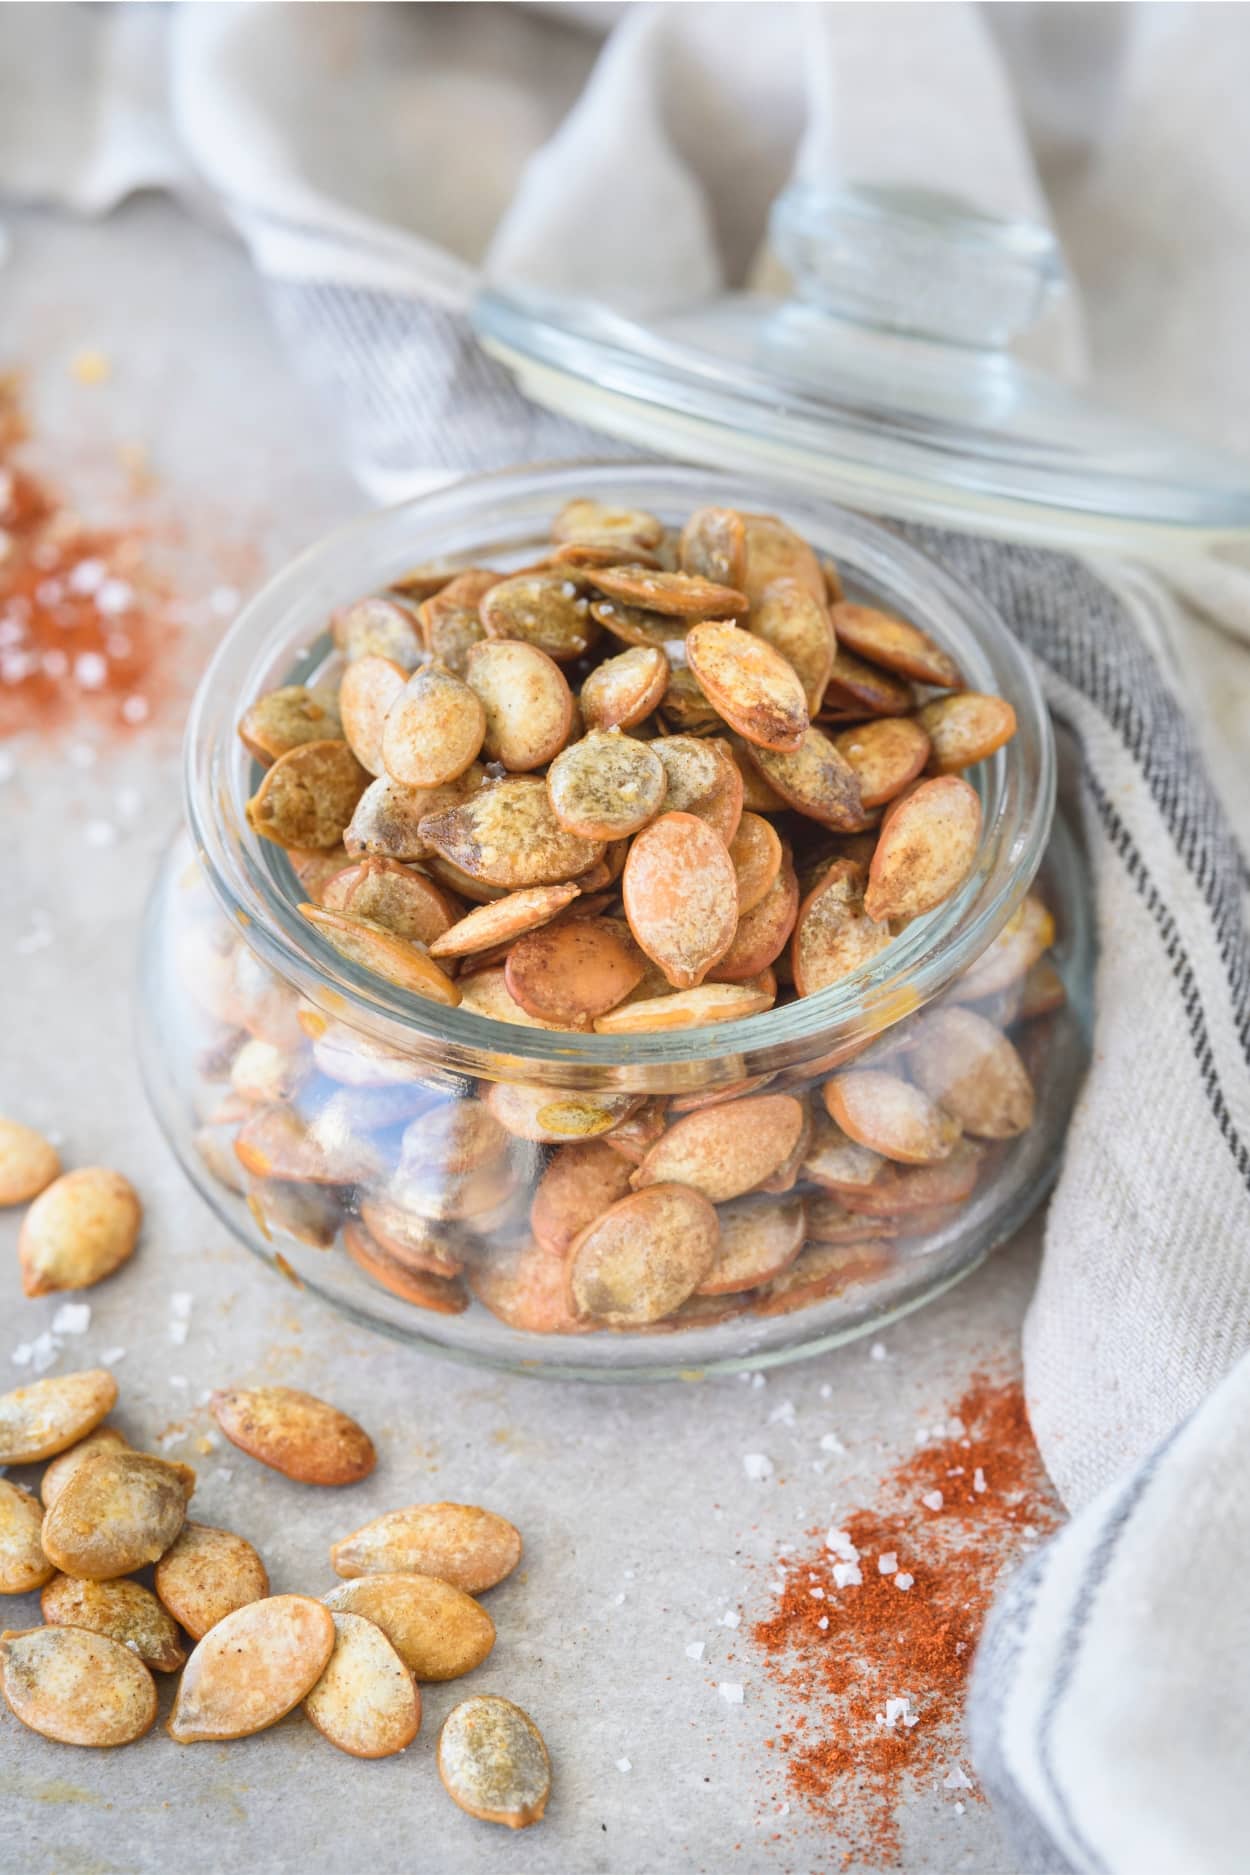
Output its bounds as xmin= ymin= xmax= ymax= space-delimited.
xmin=3 ymin=197 xmax=1045 ymax=1875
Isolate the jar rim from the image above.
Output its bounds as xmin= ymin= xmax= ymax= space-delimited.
xmin=184 ymin=461 xmax=1055 ymax=1090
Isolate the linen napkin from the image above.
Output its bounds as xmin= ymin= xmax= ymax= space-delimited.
xmin=2 ymin=8 xmax=1249 ymax=1872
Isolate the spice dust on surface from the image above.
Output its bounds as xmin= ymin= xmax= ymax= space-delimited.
xmin=749 ymin=1373 xmax=1062 ymax=1868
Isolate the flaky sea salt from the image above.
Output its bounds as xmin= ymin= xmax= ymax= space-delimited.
xmin=718 ymin=1683 xmax=744 ymax=1706
xmin=96 ymin=578 xmax=134 ymax=616
xmin=894 ymin=1573 xmax=915 ymax=1591
xmin=922 ymin=1490 xmax=944 ymax=1511
xmin=817 ymin=1616 xmax=829 ymax=1630
xmin=685 ymin=1642 xmax=705 ymax=1661
xmin=870 ymin=1342 xmax=888 ymax=1361
xmin=74 ymin=651 xmax=109 ymax=690
xmin=824 ymin=1528 xmax=859 ymax=1561
xmin=50 ymin=1303 xmax=90 ymax=1336
xmin=721 ymin=1611 xmax=741 ymax=1629
xmin=768 ymin=1399 xmax=797 ymax=1426
xmin=616 ymin=1758 xmax=632 ymax=1773
xmin=100 ymin=1346 xmax=126 ymax=1364
xmin=878 ymin=1551 xmax=898 ymax=1575
xmin=742 ymin=1452 xmax=773 ymax=1481
xmin=83 ymin=819 xmax=118 ymax=848
xmin=833 ymin=1562 xmax=863 ymax=1589
xmin=819 ymin=1431 xmax=845 ymax=1454
xmin=819 ymin=1383 xmax=832 ymax=1399
xmin=168 ymin=1293 xmax=193 ymax=1345
xmin=120 ymin=694 xmax=149 ymax=725
xmin=974 ymin=1467 xmax=987 ymax=1493
xmin=944 ymin=1764 xmax=973 ymax=1790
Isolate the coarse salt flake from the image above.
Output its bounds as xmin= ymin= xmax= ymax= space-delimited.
xmin=944 ymin=1764 xmax=973 ymax=1790
xmin=922 ymin=1490 xmax=944 ymax=1511
xmin=870 ymin=1342 xmax=888 ymax=1361
xmin=818 ymin=1431 xmax=845 ymax=1454
xmin=120 ymin=694 xmax=150 ymax=724
xmin=83 ymin=819 xmax=117 ymax=849
xmin=833 ymin=1561 xmax=862 ymax=1589
xmin=894 ymin=1572 xmax=915 ymax=1591
xmin=877 ymin=1551 xmax=898 ymax=1575
xmin=96 ymin=578 xmax=134 ymax=616
xmin=974 ymin=1467 xmax=987 ymax=1493
xmin=50 ymin=1303 xmax=90 ymax=1336
xmin=74 ymin=651 xmax=109 ymax=689
xmin=742 ymin=1452 xmax=773 ymax=1481
xmin=767 ymin=1399 xmax=796 ymax=1426
xmin=616 ymin=1758 xmax=632 ymax=1773
xmin=824 ymin=1528 xmax=859 ymax=1561
xmin=718 ymin=1683 xmax=744 ymax=1706
xmin=817 ymin=1616 xmax=829 ymax=1630
xmin=809 ymin=1587 xmax=825 ymax=1600
xmin=685 ymin=1642 xmax=705 ymax=1661
xmin=721 ymin=1611 xmax=740 ymax=1629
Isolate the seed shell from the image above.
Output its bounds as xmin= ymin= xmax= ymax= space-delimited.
xmin=791 ymin=860 xmax=892 ymax=997
xmin=246 ymin=739 xmax=369 ymax=850
xmin=0 ymin=1480 xmax=52 ymax=1593
xmin=429 ymin=884 xmax=581 ymax=958
xmin=298 ymin=904 xmax=461 ymax=1005
xmin=303 ymin=1610 xmax=421 ymax=1759
xmin=863 ymin=775 xmax=982 ymax=922
xmin=17 ymin=1166 xmax=142 ymax=1296
xmin=825 ymin=1071 xmax=961 ymax=1165
xmin=325 ymin=1572 xmax=495 ymax=1681
xmin=345 ymin=768 xmax=484 ymax=861
xmin=381 ymin=665 xmax=486 ymax=788
xmin=727 ymin=811 xmax=783 ymax=914
xmin=41 ymin=1425 xmax=130 ymax=1509
xmin=686 ymin=620 xmax=808 ymax=753
xmin=238 ymin=684 xmax=344 ymax=766
xmin=209 ymin=1385 xmax=375 ymax=1487
xmin=580 ymin=644 xmax=670 ymax=730
xmin=330 ymin=1503 xmax=522 ymax=1593
xmin=332 ymin=595 xmax=423 ymax=668
xmin=633 ymin=1095 xmax=807 ymax=1203
xmin=586 ymin=564 xmax=747 ymax=619
xmin=530 ymin=1140 xmax=636 ymax=1256
xmin=622 ymin=811 xmax=738 ymax=990
xmin=153 ymin=1522 xmax=271 ymax=1639
xmin=465 ymin=639 xmax=574 ymax=771
xmin=822 ymin=647 xmax=916 ymax=717
xmin=0 ymin=1368 xmax=118 ymax=1466
xmin=438 ymin=1695 xmax=551 ymax=1830
xmin=0 ymin=1118 xmax=61 ymax=1206
xmin=546 ymin=730 xmax=667 ymax=840
xmin=481 ymin=570 xmax=597 ymax=662
xmin=918 ymin=691 xmax=1017 ymax=772
xmin=908 ymin=1006 xmax=1035 ymax=1138
xmin=750 ymin=578 xmax=835 ymax=713
xmin=338 ymin=655 xmax=408 ymax=776
xmin=42 ymin=1450 xmax=195 ymax=1581
xmin=830 ymin=601 xmax=963 ymax=688
xmin=696 ymin=1197 xmax=806 ymax=1295
xmin=680 ymin=506 xmax=747 ymax=589
xmin=746 ymin=727 xmax=868 ymax=831
xmin=41 ymin=1574 xmax=187 ymax=1673
xmin=0 ymin=1625 xmax=157 ymax=1747
xmin=567 ymin=1184 xmax=720 ymax=1326
xmin=419 ymin=776 xmax=604 ymax=889
xmin=833 ymin=716 xmax=933 ymax=807
xmin=650 ymin=735 xmax=743 ymax=844
xmin=168 ymin=1595 xmax=335 ymax=1742
xmin=592 ymin=981 xmax=773 ymax=1033
xmin=506 ymin=919 xmax=645 ymax=1026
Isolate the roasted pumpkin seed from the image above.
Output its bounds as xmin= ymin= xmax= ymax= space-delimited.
xmin=863 ymin=775 xmax=982 ymax=922
xmin=332 ymin=595 xmax=423 ymax=668
xmin=825 ymin=1071 xmax=961 ymax=1165
xmin=481 ymin=570 xmax=597 ymax=662
xmin=429 ymin=883 xmax=581 ymax=959
xmin=464 ymin=638 xmax=573 ymax=772
xmin=298 ymin=903 xmax=461 ymax=1004
xmin=632 ymin=1095 xmax=807 ymax=1203
xmin=567 ymin=1184 xmax=720 ymax=1325
xmin=918 ymin=691 xmax=1017 ymax=772
xmin=209 ymin=1385 xmax=375 ymax=1487
xmin=592 ymin=980 xmax=773 ymax=1033
xmin=830 ymin=601 xmax=963 ymax=688
xmin=696 ymin=1196 xmax=806 ymax=1294
xmin=325 ymin=1572 xmax=495 ymax=1681
xmin=623 ymin=811 xmax=738 ymax=989
xmin=330 ymin=1502 xmax=522 ymax=1593
xmin=338 ymin=655 xmax=408 ymax=776
xmin=791 ymin=860 xmax=892 ymax=996
xmin=680 ymin=505 xmax=747 ymax=589
xmin=686 ymin=620 xmax=808 ymax=752
xmin=238 ymin=684 xmax=345 ymax=766
xmin=580 ymin=643 xmax=669 ymax=730
xmin=505 ymin=919 xmax=645 ymax=1026
xmin=0 ymin=1118 xmax=61 ymax=1207
xmin=381 ymin=664 xmax=486 ymax=788
xmin=17 ymin=1166 xmax=141 ymax=1297
xmin=0 ymin=1480 xmax=52 ymax=1593
xmin=750 ymin=578 xmax=835 ymax=714
xmin=650 ymin=735 xmax=743 ymax=843
xmin=908 ymin=1006 xmax=1035 ymax=1137
xmin=303 ymin=1610 xmax=421 ymax=1759
xmin=41 ymin=1425 xmax=130 ymax=1509
xmin=530 ymin=1139 xmax=637 ymax=1256
xmin=0 ymin=1625 xmax=157 ymax=1747
xmin=547 ymin=729 xmax=667 ymax=840
xmin=345 ymin=767 xmax=484 ymax=861
xmin=42 ymin=1450 xmax=195 ymax=1580
xmin=0 ymin=1368 xmax=118 ymax=1466
xmin=419 ymin=776 xmax=604 ymax=889
xmin=746 ymin=727 xmax=868 ymax=831
xmin=833 ymin=716 xmax=932 ymax=807
xmin=168 ymin=1594 xmax=335 ymax=1742
xmin=247 ymin=739 xmax=369 ymax=851
xmin=438 ymin=1694 xmax=551 ymax=1829
xmin=41 ymin=1574 xmax=187 ymax=1672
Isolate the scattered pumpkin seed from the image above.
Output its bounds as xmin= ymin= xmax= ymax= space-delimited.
xmin=42 ymin=1450 xmax=195 ymax=1580
xmin=209 ymin=1385 xmax=376 ymax=1487
xmin=0 ymin=1480 xmax=52 ymax=1593
xmin=325 ymin=1572 xmax=495 ymax=1681
xmin=16 ymin=1166 xmax=140 ymax=1298
xmin=330 ymin=1502 xmax=522 ymax=1593
xmin=41 ymin=1574 xmax=187 ymax=1672
xmin=153 ymin=1523 xmax=269 ymax=1640
xmin=0 ymin=1118 xmax=61 ymax=1207
xmin=168 ymin=1594 xmax=335 ymax=1742
xmin=0 ymin=1624 xmax=158 ymax=1747
xmin=438 ymin=1694 xmax=551 ymax=1830
xmin=303 ymin=1610 xmax=421 ymax=1759
xmin=0 ymin=1368 xmax=118 ymax=1466
xmin=41 ymin=1425 xmax=130 ymax=1509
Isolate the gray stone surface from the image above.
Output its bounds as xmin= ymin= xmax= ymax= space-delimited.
xmin=0 ymin=199 xmax=1032 ymax=1875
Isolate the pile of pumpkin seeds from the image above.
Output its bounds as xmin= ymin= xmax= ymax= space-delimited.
xmin=0 ymin=1370 xmax=548 ymax=1826
xmin=177 ymin=497 xmax=1065 ymax=1336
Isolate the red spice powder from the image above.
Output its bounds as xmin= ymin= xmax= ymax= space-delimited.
xmin=0 ymin=373 xmax=184 ymax=739
xmin=750 ymin=1373 xmax=1062 ymax=1867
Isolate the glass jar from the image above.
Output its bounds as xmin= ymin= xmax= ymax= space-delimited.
xmin=138 ymin=462 xmax=1091 ymax=1379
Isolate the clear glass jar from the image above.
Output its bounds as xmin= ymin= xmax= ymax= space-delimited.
xmin=138 ymin=462 xmax=1091 ymax=1379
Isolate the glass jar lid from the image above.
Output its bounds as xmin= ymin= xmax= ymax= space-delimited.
xmin=474 ymin=182 xmax=1250 ymax=553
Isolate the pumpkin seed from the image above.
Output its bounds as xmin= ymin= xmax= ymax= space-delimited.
xmin=680 ymin=505 xmax=747 ymax=589
xmin=0 ymin=1119 xmax=61 ymax=1207
xmin=825 ymin=1071 xmax=961 ymax=1165
xmin=168 ymin=1594 xmax=335 ymax=1742
xmin=303 ymin=1610 xmax=421 ymax=1759
xmin=332 ymin=595 xmax=424 ymax=668
xmin=42 ymin=1451 xmax=195 ymax=1580
xmin=325 ymin=1572 xmax=495 ymax=1681
xmin=457 ymin=964 xmax=579 ymax=1032
xmin=505 ymin=919 xmax=646 ymax=1026
xmin=745 ymin=727 xmax=868 ymax=830
xmin=247 ymin=1179 xmax=344 ymax=1252
xmin=401 ymin=1100 xmax=509 ymax=1176
xmin=918 ymin=691 xmax=1017 ymax=772
xmin=553 ymin=497 xmax=664 ymax=551
xmin=658 ymin=662 xmax=723 ymax=729
xmin=345 ymin=767 xmax=484 ymax=861
xmin=830 ymin=601 xmax=963 ymax=688
xmin=469 ymin=1240 xmax=593 ymax=1334
xmin=633 ymin=1094 xmax=807 ymax=1203
xmin=669 ymin=1072 xmax=777 ymax=1113
xmin=750 ymin=578 xmax=835 ymax=714
xmin=235 ymin=1101 xmax=383 ymax=1185
xmin=41 ymin=1574 xmax=187 ymax=1672
xmin=805 ymin=1194 xmax=899 ymax=1244
xmin=567 ymin=1184 xmax=720 ymax=1325
xmin=152 ymin=1523 xmax=269 ymax=1640
xmin=330 ymin=1502 xmax=522 ymax=1593
xmin=0 ymin=1368 xmax=118 ymax=1466
xmin=753 ymin=1240 xmax=896 ymax=1315
xmin=581 ymin=644 xmax=669 ymax=730
xmin=0 ymin=1625 xmax=157 ymax=1747
xmin=381 ymin=664 xmax=486 ymax=788
xmin=483 ymin=1083 xmax=642 ymax=1145
xmin=464 ymin=639 xmax=574 ymax=772
xmin=650 ymin=735 xmax=743 ymax=844
xmin=41 ymin=1425 xmax=130 ymax=1509
xmin=298 ymin=903 xmax=461 ymax=1004
xmin=438 ymin=1694 xmax=551 ymax=1829
xmin=589 ymin=595 xmax=687 ymax=651
xmin=791 ymin=859 xmax=892 ymax=996
xmin=908 ymin=1006 xmax=1035 ymax=1138
xmin=954 ymin=894 xmax=1055 ymax=1001
xmin=209 ymin=1385 xmax=376 ymax=1487
xmin=429 ymin=883 xmax=581 ymax=959
xmin=622 ymin=811 xmax=738 ymax=989
xmin=822 ymin=557 xmax=845 ymax=606
xmin=801 ymin=1113 xmax=886 ymax=1193
xmin=592 ymin=980 xmax=773 ymax=1033
xmin=837 ymin=1138 xmax=984 ymax=1216
xmin=547 ymin=729 xmax=667 ymax=841
xmin=289 ymin=843 xmax=353 ymax=899
xmin=822 ymin=647 xmax=916 ymax=717
xmin=0 ymin=1480 xmax=52 ymax=1593
xmin=17 ymin=1166 xmax=141 ymax=1297
xmin=343 ymin=1221 xmax=471 ymax=1314
xmin=740 ymin=513 xmax=825 ymax=609
xmin=530 ymin=1139 xmax=637 ymax=1256
xmin=709 ymin=857 xmax=799 ymax=981
xmin=391 ymin=558 xmax=466 ymax=602
xmin=358 ymin=1195 xmax=466 ymax=1276
xmin=481 ymin=571 xmax=597 ymax=662
xmin=338 ymin=655 xmax=408 ymax=776
xmin=238 ymin=684 xmax=345 ymax=766
xmin=697 ymin=1196 xmax=806 ymax=1294
xmin=726 ymin=812 xmax=783 ymax=914
xmin=686 ymin=620 xmax=808 ymax=753
xmin=326 ymin=856 xmax=461 ymax=945
xmin=863 ymin=775 xmax=982 ymax=922
xmin=586 ymin=563 xmax=748 ymax=619
xmin=833 ymin=716 xmax=933 ymax=807
xmin=230 ymin=1036 xmax=309 ymax=1105
xmin=419 ymin=776 xmax=604 ymax=888
xmin=247 ymin=739 xmax=369 ymax=850
xmin=418 ymin=570 xmax=496 ymax=674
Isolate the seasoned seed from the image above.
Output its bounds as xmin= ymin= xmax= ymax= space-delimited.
xmin=248 ymin=1179 xmax=344 ymax=1252
xmin=686 ymin=620 xmax=809 ymax=753
xmin=298 ymin=903 xmax=462 ymax=1005
xmin=590 ymin=596 xmax=688 ymax=651
xmin=481 ymin=571 xmax=597 ymax=662
xmin=552 ymin=497 xmax=664 ymax=550
xmin=863 ymin=775 xmax=982 ymax=922
xmin=330 ymin=1502 xmax=522 ymax=1593
xmin=837 ymin=1138 xmax=984 ymax=1216
xmin=1013 ymin=957 xmax=1066 ymax=1023
xmin=547 ymin=730 xmax=667 ymax=840
xmin=41 ymin=1425 xmax=130 ymax=1509
xmin=0 ymin=1480 xmax=52 ymax=1593
xmin=728 ymin=812 xmax=783 ymax=914
xmin=506 ymin=920 xmax=646 ymax=1025
xmin=390 ymin=558 xmax=467 ymax=601
xmin=658 ymin=662 xmax=722 ymax=729
xmin=0 ymin=1368 xmax=118 ymax=1466
xmin=289 ymin=843 xmax=353 ymax=899
xmin=801 ymin=1113 xmax=886 ymax=1193
xmin=238 ymin=684 xmax=344 ymax=766
xmin=623 ymin=811 xmax=738 ymax=990
xmin=710 ymin=858 xmax=799 ymax=982
xmin=830 ymin=601 xmax=963 ymax=688
xmin=339 ymin=655 xmax=408 ymax=776
xmin=328 ymin=856 xmax=461 ymax=945
xmin=650 ymin=735 xmax=743 ymax=843
xmin=822 ymin=647 xmax=916 ymax=717
xmin=567 ymin=1185 xmax=720 ymax=1325
xmin=680 ymin=506 xmax=747 ymax=589
xmin=16 ymin=1166 xmax=140 ymax=1299
xmin=633 ymin=1094 xmax=807 ymax=1203
xmin=303 ymin=1611 xmax=421 ymax=1759
xmin=381 ymin=664 xmax=486 ymax=788
xmin=908 ymin=1006 xmax=1035 ymax=1137
xmin=419 ymin=776 xmax=604 ymax=889
xmin=530 ymin=1140 xmax=637 ymax=1256
xmin=592 ymin=980 xmax=773 ymax=1033
xmin=429 ymin=884 xmax=580 ymax=959
xmin=343 ymin=1220 xmax=471 ymax=1313
xmin=0 ymin=1625 xmax=157 ymax=1747
xmin=470 ymin=1240 xmax=594 ymax=1334
xmin=41 ymin=1575 xmax=186 ymax=1673
xmin=209 ymin=1385 xmax=376 ymax=1487
xmin=230 ymin=1035 xmax=309 ymax=1105
xmin=955 ymin=894 xmax=1055 ymax=1001
xmin=669 ymin=1072 xmax=777 ymax=1113
xmin=586 ymin=564 xmax=748 ymax=619
xmin=918 ymin=691 xmax=1017 ymax=772
xmin=581 ymin=644 xmax=670 ymax=731
xmin=458 ymin=964 xmax=581 ymax=1032
xmin=483 ymin=1083 xmax=642 ymax=1145
xmin=153 ymin=1522 xmax=269 ymax=1641
xmin=309 ymin=1018 xmax=425 ymax=1088
xmin=168 ymin=1595 xmax=335 ymax=1742
xmin=42 ymin=1451 xmax=195 ymax=1581
xmin=825 ymin=1071 xmax=961 ymax=1165
xmin=464 ymin=639 xmax=573 ymax=772
xmin=791 ymin=859 xmax=892 ymax=996
xmin=833 ymin=717 xmax=932 ymax=808
xmin=247 ymin=739 xmax=369 ymax=850
xmin=746 ymin=727 xmax=869 ymax=831
xmin=332 ymin=595 xmax=424 ymax=668
xmin=358 ymin=1196 xmax=466 ymax=1277
xmin=325 ymin=1572 xmax=495 ymax=1681
xmin=805 ymin=1194 xmax=899 ymax=1244
xmin=438 ymin=1695 xmax=551 ymax=1830
xmin=697 ymin=1196 xmax=806 ymax=1295
xmin=750 ymin=578 xmax=835 ymax=714
xmin=822 ymin=557 xmax=845 ymax=606
xmin=235 ymin=1101 xmax=383 ymax=1186
xmin=345 ymin=767 xmax=484 ymax=861
xmin=740 ymin=513 xmax=825 ymax=609
xmin=418 ymin=571 xmax=496 ymax=674
xmin=401 ymin=1100 xmax=509 ymax=1176
xmin=753 ymin=1240 xmax=895 ymax=1315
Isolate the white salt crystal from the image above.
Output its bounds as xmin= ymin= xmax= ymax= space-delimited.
xmin=50 ymin=1303 xmax=90 ymax=1336
xmin=74 ymin=651 xmax=109 ymax=690
xmin=616 ymin=1758 xmax=632 ymax=1773
xmin=720 ymin=1611 xmax=740 ymax=1629
xmin=819 ymin=1383 xmax=832 ymax=1399
xmin=833 ymin=1562 xmax=862 ymax=1589
xmin=817 ymin=1616 xmax=829 ymax=1630
xmin=718 ymin=1683 xmax=744 ymax=1706
xmin=120 ymin=694 xmax=149 ymax=725
xmin=922 ymin=1490 xmax=944 ymax=1511
xmin=943 ymin=1764 xmax=973 ymax=1790
xmin=750 ymin=1372 xmax=766 ymax=1389
xmin=824 ymin=1528 xmax=859 ymax=1561
xmin=96 ymin=578 xmax=134 ymax=616
xmin=894 ymin=1573 xmax=915 ymax=1591
xmin=28 ymin=1332 xmax=60 ymax=1373
xmin=0 ymin=749 xmax=14 ymax=782
xmin=870 ymin=1342 xmax=888 ymax=1361
xmin=169 ymin=1376 xmax=188 ymax=1390
xmin=955 ymin=1801 xmax=966 ymax=1814
xmin=768 ymin=1399 xmax=796 ymax=1426
xmin=809 ymin=1587 xmax=825 ymax=1600
xmin=10 ymin=1343 xmax=33 ymax=1368
xmin=100 ymin=1346 xmax=126 ymax=1364
xmin=742 ymin=1452 xmax=773 ymax=1481
xmin=84 ymin=819 xmax=118 ymax=848
xmin=611 ymin=1591 xmax=626 ymax=1606
xmin=878 ymin=1552 xmax=898 ymax=1575
xmin=685 ymin=1642 xmax=705 ymax=1661
xmin=974 ymin=1467 xmax=987 ymax=1493
xmin=884 ymin=1698 xmax=911 ymax=1728
xmin=819 ymin=1431 xmax=845 ymax=1454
